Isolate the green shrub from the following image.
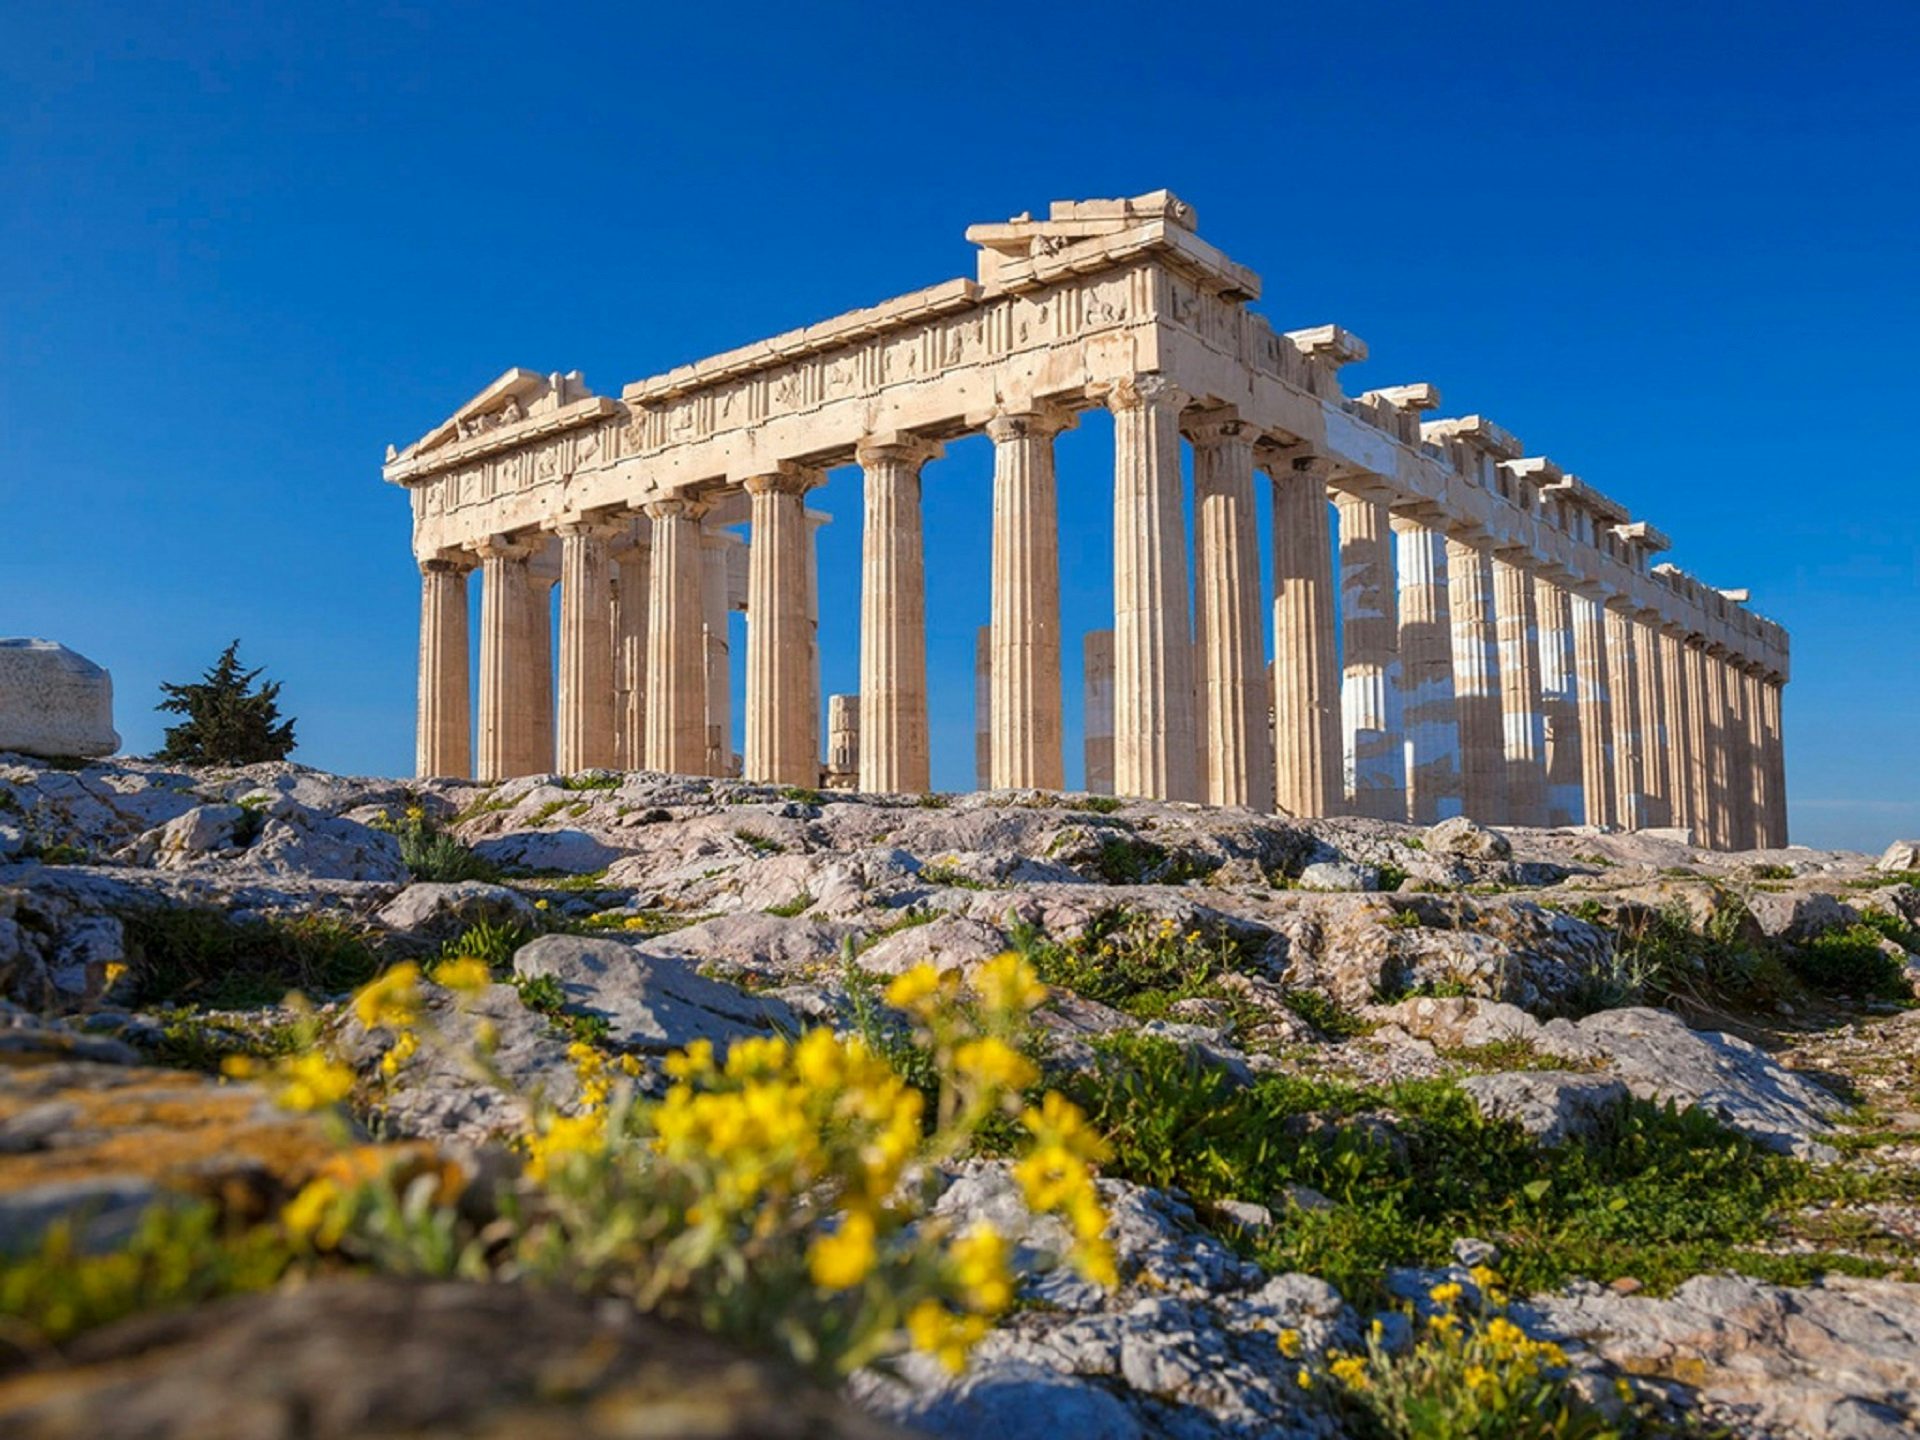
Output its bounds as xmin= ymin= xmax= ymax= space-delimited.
xmin=1012 ymin=911 xmax=1247 ymax=1015
xmin=439 ymin=919 xmax=532 ymax=973
xmin=558 ymin=773 xmax=621 ymax=792
xmin=1583 ymin=900 xmax=1794 ymax=1013
xmin=1070 ymin=795 xmax=1125 ymax=815
xmin=1084 ymin=836 xmax=1218 ymax=886
xmin=766 ymin=892 xmax=816 ymax=918
xmin=122 ymin=906 xmax=382 ymax=1008
xmin=1789 ymin=924 xmax=1911 ymax=1000
xmin=390 ymin=813 xmax=500 ymax=884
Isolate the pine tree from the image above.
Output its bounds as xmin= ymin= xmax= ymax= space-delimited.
xmin=155 ymin=640 xmax=297 ymax=765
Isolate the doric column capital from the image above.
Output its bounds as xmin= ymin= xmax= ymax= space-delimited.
xmin=982 ymin=403 xmax=1075 ymax=444
xmin=422 ymin=551 xmax=477 ymax=576
xmin=548 ymin=512 xmax=630 ymax=542
xmin=473 ymin=533 xmax=535 ymax=563
xmin=643 ymin=495 xmax=703 ymax=523
xmin=855 ymin=431 xmax=945 ymax=470
xmin=1256 ymin=442 xmax=1334 ymax=482
xmin=1387 ymin=500 xmax=1447 ymax=533
xmin=1103 ymin=373 xmax=1188 ymax=415
xmin=1181 ymin=407 xmax=1254 ymax=449
xmin=742 ymin=463 xmax=822 ymax=498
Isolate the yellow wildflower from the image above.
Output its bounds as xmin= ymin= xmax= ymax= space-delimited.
xmin=949 ymin=1223 xmax=1014 ymax=1314
xmin=430 ymin=956 xmax=490 ymax=992
xmin=102 ymin=961 xmax=129 ymax=989
xmin=379 ymin=1028 xmax=418 ymax=1079
xmin=1429 ymin=1281 xmax=1464 ymax=1306
xmin=1484 ymin=1316 xmax=1525 ymax=1349
xmin=664 ymin=1038 xmax=715 ymax=1082
xmin=1296 ymin=1367 xmax=1312 ymax=1390
xmin=1464 ymin=1363 xmax=1495 ymax=1392
xmin=970 ymin=951 xmax=1047 ymax=1018
xmin=1329 ymin=1354 xmax=1370 ymax=1390
xmin=952 ymin=1037 xmax=1039 ymax=1093
xmin=794 ymin=1027 xmax=848 ymax=1089
xmin=275 ymin=1051 xmax=355 ymax=1111
xmin=808 ymin=1210 xmax=878 ymax=1290
xmin=884 ymin=963 xmax=943 ymax=1012
xmin=1468 ymin=1263 xmax=1502 ymax=1292
xmin=524 ymin=1110 xmax=605 ymax=1184
xmin=906 ymin=1299 xmax=989 ymax=1374
xmin=534 ymin=898 xmax=550 ymax=910
xmin=352 ymin=963 xmax=421 ymax=1031
xmin=1276 ymin=1328 xmax=1303 ymax=1358
xmin=281 ymin=1176 xmax=347 ymax=1248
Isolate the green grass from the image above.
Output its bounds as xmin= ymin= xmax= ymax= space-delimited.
xmin=778 ymin=786 xmax=825 ymax=806
xmin=439 ymin=918 xmax=533 ymax=973
xmin=513 ymin=971 xmax=612 ymax=1045
xmin=766 ymin=892 xmax=815 ymax=918
xmin=1082 ymin=836 xmax=1219 ymax=886
xmin=558 ymin=773 xmax=621 ymax=792
xmin=1013 ymin=911 xmax=1250 ymax=1014
xmin=1789 ymin=922 xmax=1913 ymax=1001
xmin=132 ymin=1006 xmax=304 ymax=1073
xmin=122 ymin=906 xmax=384 ymax=1008
xmin=1570 ymin=897 xmax=1796 ymax=1014
xmin=733 ymin=829 xmax=786 ymax=856
xmin=1066 ymin=1034 xmax=1846 ymax=1307
xmin=1069 ymin=795 xmax=1125 ymax=815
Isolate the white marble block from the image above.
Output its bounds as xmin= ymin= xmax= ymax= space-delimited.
xmin=0 ymin=639 xmax=120 ymax=759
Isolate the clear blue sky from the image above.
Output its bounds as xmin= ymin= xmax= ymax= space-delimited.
xmin=5 ymin=2 xmax=1915 ymax=851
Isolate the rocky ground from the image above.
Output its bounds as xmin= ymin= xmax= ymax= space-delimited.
xmin=2 ymin=754 xmax=1918 ymax=1437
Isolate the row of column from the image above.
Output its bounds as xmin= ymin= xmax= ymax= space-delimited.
xmin=416 ymin=379 xmax=1785 ymax=850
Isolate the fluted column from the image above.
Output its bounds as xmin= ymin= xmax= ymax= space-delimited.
xmin=612 ymin=524 xmax=650 ymax=770
xmin=1492 ymin=549 xmax=1546 ymax=826
xmin=529 ymin=566 xmax=555 ymax=775
xmin=1269 ymin=454 xmax=1342 ymax=817
xmin=416 ymin=556 xmax=472 ymax=779
xmin=856 ymin=435 xmax=939 ymax=793
xmin=1083 ymin=630 xmax=1114 ymax=796
xmin=1446 ymin=535 xmax=1506 ymax=823
xmin=1569 ymin=590 xmax=1615 ymax=829
xmin=987 ymin=409 xmax=1069 ymax=791
xmin=1604 ymin=604 xmax=1645 ymax=829
xmin=1533 ymin=577 xmax=1581 ymax=826
xmin=644 ymin=498 xmax=707 ymax=775
xmin=1334 ymin=488 xmax=1407 ymax=820
xmin=1741 ymin=666 xmax=1772 ymax=849
xmin=700 ymin=527 xmax=737 ymax=778
xmin=1762 ymin=675 xmax=1789 ymax=847
xmin=973 ymin=626 xmax=992 ymax=790
xmin=1724 ymin=653 xmax=1755 ymax=851
xmin=1658 ymin=624 xmax=1693 ymax=836
xmin=1701 ymin=643 xmax=1733 ymax=850
xmin=1189 ymin=412 xmax=1271 ymax=809
xmin=744 ymin=469 xmax=816 ymax=786
xmin=476 ymin=536 xmax=537 ymax=782
xmin=1107 ymin=376 xmax=1197 ymax=801
xmin=555 ymin=520 xmax=619 ymax=773
xmin=826 ymin=694 xmax=860 ymax=788
xmin=1682 ymin=638 xmax=1715 ymax=845
xmin=1633 ymin=615 xmax=1672 ymax=828
xmin=1394 ymin=514 xmax=1461 ymax=823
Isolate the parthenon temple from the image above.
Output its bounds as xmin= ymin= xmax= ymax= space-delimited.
xmin=385 ymin=191 xmax=1789 ymax=850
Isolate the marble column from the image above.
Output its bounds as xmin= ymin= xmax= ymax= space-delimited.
xmin=1492 ymin=549 xmax=1547 ymax=826
xmin=477 ymin=536 xmax=537 ymax=782
xmin=1604 ymin=604 xmax=1645 ymax=829
xmin=612 ymin=524 xmax=650 ymax=770
xmin=1682 ymin=638 xmax=1716 ymax=846
xmin=1742 ymin=666 xmax=1772 ymax=849
xmin=744 ymin=469 xmax=815 ymax=786
xmin=1446 ymin=535 xmax=1506 ymax=823
xmin=529 ymin=566 xmax=556 ymax=776
xmin=643 ymin=498 xmax=707 ymax=776
xmin=857 ymin=435 xmax=939 ymax=794
xmin=1532 ymin=577 xmax=1581 ymax=826
xmin=1269 ymin=454 xmax=1342 ymax=817
xmin=973 ymin=626 xmax=992 ymax=791
xmin=1701 ymin=644 xmax=1733 ymax=850
xmin=1658 ymin=624 xmax=1693 ymax=837
xmin=1633 ymin=615 xmax=1672 ymax=828
xmin=1083 ymin=630 xmax=1115 ymax=796
xmin=1569 ymin=590 xmax=1615 ymax=829
xmin=416 ymin=556 xmax=472 ymax=779
xmin=1723 ymin=653 xmax=1755 ymax=851
xmin=987 ymin=409 xmax=1068 ymax=791
xmin=1761 ymin=675 xmax=1789 ymax=847
xmin=1394 ymin=514 xmax=1462 ymax=823
xmin=1189 ymin=412 xmax=1271 ymax=809
xmin=803 ymin=511 xmax=828 ymax=777
xmin=826 ymin=694 xmax=860 ymax=788
xmin=700 ymin=527 xmax=737 ymax=779
xmin=1335 ymin=488 xmax=1407 ymax=820
xmin=1107 ymin=376 xmax=1198 ymax=802
xmin=555 ymin=521 xmax=618 ymax=774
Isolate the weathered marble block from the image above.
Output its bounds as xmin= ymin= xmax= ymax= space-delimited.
xmin=0 ymin=639 xmax=119 ymax=760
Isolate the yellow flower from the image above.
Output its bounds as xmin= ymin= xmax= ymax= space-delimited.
xmin=949 ymin=1224 xmax=1014 ymax=1314
xmin=1429 ymin=1281 xmax=1464 ymax=1306
xmin=1464 ymin=1363 xmax=1495 ymax=1392
xmin=352 ymin=963 xmax=421 ymax=1031
xmin=274 ymin=1051 xmax=356 ymax=1111
xmin=524 ymin=1110 xmax=605 ymax=1184
xmin=1276 ymin=1327 xmax=1303 ymax=1358
xmin=794 ymin=1027 xmax=848 ymax=1089
xmin=102 ymin=961 xmax=129 ymax=989
xmin=971 ymin=952 xmax=1047 ymax=1018
xmin=808 ymin=1210 xmax=878 ymax=1290
xmin=1468 ymin=1263 xmax=1502 ymax=1292
xmin=1329 ymin=1354 xmax=1370 ymax=1390
xmin=884 ymin=963 xmax=943 ymax=1012
xmin=664 ymin=1038 xmax=715 ymax=1082
xmin=534 ymin=898 xmax=550 ymax=910
xmin=952 ymin=1037 xmax=1038 ymax=1093
xmin=379 ymin=1028 xmax=418 ymax=1079
xmin=906 ymin=1299 xmax=989 ymax=1375
xmin=430 ymin=956 xmax=491 ymax=993
xmin=1484 ymin=1316 xmax=1525 ymax=1349
xmin=1295 ymin=1367 xmax=1312 ymax=1390
xmin=404 ymin=805 xmax=425 ymax=822
xmin=281 ymin=1177 xmax=347 ymax=1248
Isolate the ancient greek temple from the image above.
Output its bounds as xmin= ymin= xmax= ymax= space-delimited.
xmin=385 ymin=191 xmax=1788 ymax=850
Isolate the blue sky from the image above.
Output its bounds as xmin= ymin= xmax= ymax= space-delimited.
xmin=4 ymin=2 xmax=1915 ymax=851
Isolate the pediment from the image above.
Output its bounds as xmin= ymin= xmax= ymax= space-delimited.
xmin=389 ymin=369 xmax=597 ymax=463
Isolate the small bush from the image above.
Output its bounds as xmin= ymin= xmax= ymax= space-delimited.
xmin=1584 ymin=900 xmax=1794 ymax=1013
xmin=1070 ymin=795 xmax=1124 ymax=815
xmin=778 ymin=786 xmax=825 ymax=806
xmin=558 ymin=773 xmax=621 ymax=792
xmin=766 ymin=892 xmax=816 ymax=918
xmin=1013 ymin=911 xmax=1247 ymax=1015
xmin=123 ymin=906 xmax=382 ymax=1008
xmin=1789 ymin=924 xmax=1911 ymax=1000
xmin=439 ymin=919 xmax=532 ymax=974
xmin=1084 ymin=836 xmax=1218 ymax=886
xmin=373 ymin=806 xmax=500 ymax=884
xmin=734 ymin=829 xmax=785 ymax=856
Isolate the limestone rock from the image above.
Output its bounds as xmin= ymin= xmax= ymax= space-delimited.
xmin=512 ymin=934 xmax=797 ymax=1054
xmin=376 ymin=881 xmax=537 ymax=937
xmin=473 ymin=828 xmax=625 ymax=875
xmin=0 ymin=1276 xmax=910 ymax=1439
xmin=1458 ymin=1071 xmax=1631 ymax=1146
xmin=1876 ymin=840 xmax=1920 ymax=874
xmin=123 ymin=804 xmax=250 ymax=869
xmin=859 ymin=915 xmax=1010 ymax=975
xmin=1424 ymin=815 xmax=1512 ymax=860
xmin=0 ymin=639 xmax=118 ymax=761
xmin=1296 ymin=860 xmax=1379 ymax=892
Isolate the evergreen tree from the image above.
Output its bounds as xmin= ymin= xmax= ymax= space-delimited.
xmin=155 ymin=640 xmax=297 ymax=765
